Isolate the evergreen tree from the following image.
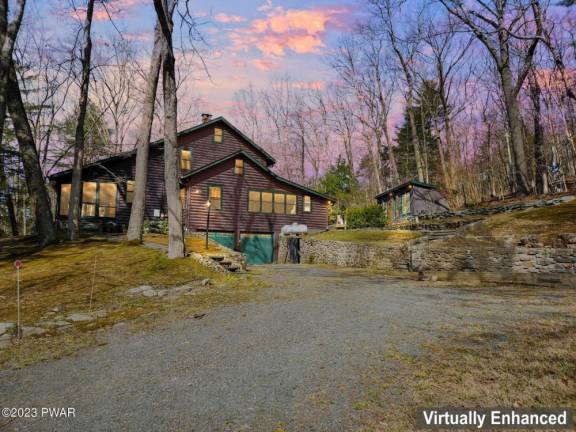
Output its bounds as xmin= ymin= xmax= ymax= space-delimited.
xmin=393 ymin=80 xmax=444 ymax=184
xmin=319 ymin=155 xmax=358 ymax=209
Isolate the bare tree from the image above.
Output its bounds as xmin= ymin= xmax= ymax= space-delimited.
xmin=153 ymin=0 xmax=185 ymax=258
xmin=438 ymin=0 xmax=543 ymax=194
xmin=67 ymin=0 xmax=96 ymax=241
xmin=125 ymin=22 xmax=166 ymax=243
xmin=367 ymin=0 xmax=424 ymax=182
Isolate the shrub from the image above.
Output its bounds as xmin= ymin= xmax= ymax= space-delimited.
xmin=345 ymin=205 xmax=387 ymax=229
xmin=144 ymin=219 xmax=169 ymax=234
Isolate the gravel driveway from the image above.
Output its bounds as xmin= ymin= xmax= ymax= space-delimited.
xmin=0 ymin=265 xmax=566 ymax=431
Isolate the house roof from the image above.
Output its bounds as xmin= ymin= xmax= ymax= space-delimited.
xmin=49 ymin=116 xmax=276 ymax=180
xmin=48 ymin=148 xmax=141 ymax=179
xmin=181 ymin=150 xmax=334 ymax=201
xmin=150 ymin=116 xmax=276 ymax=166
xmin=375 ymin=179 xmax=439 ymax=200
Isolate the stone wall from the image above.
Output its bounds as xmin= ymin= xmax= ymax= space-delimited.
xmin=410 ymin=240 xmax=576 ymax=275
xmin=278 ymin=237 xmax=409 ymax=271
xmin=280 ymin=233 xmax=576 ymax=287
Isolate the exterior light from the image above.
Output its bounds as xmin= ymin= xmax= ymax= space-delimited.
xmin=194 ymin=188 xmax=200 ymax=194
xmin=206 ymin=200 xmax=211 ymax=208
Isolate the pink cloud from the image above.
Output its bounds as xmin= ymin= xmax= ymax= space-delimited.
xmin=230 ymin=4 xmax=350 ymax=57
xmin=215 ymin=13 xmax=246 ymax=24
xmin=253 ymin=58 xmax=280 ymax=71
xmin=292 ymin=80 xmax=325 ymax=90
xmin=66 ymin=0 xmax=143 ymax=22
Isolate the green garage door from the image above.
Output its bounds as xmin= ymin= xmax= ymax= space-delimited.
xmin=208 ymin=232 xmax=235 ymax=250
xmin=240 ymin=233 xmax=274 ymax=265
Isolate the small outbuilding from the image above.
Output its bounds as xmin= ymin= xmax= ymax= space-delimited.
xmin=375 ymin=180 xmax=450 ymax=223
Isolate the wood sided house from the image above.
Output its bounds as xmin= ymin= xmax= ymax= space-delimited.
xmin=375 ymin=179 xmax=450 ymax=223
xmin=49 ymin=115 xmax=333 ymax=264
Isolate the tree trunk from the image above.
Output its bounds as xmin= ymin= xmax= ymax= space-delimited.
xmin=501 ymin=66 xmax=531 ymax=195
xmin=154 ymin=0 xmax=185 ymax=259
xmin=0 ymin=140 xmax=18 ymax=236
xmin=383 ymin=126 xmax=398 ymax=182
xmin=529 ymin=74 xmax=547 ymax=194
xmin=406 ymin=89 xmax=424 ymax=182
xmin=67 ymin=0 xmax=95 ymax=240
xmin=6 ymin=61 xmax=56 ymax=245
xmin=126 ymin=22 xmax=164 ymax=242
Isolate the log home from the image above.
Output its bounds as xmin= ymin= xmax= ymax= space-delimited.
xmin=49 ymin=115 xmax=332 ymax=264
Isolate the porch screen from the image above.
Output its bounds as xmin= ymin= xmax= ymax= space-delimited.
xmin=401 ymin=192 xmax=410 ymax=216
xmin=98 ymin=183 xmax=117 ymax=217
xmin=82 ymin=182 xmax=97 ymax=217
xmin=59 ymin=184 xmax=71 ymax=216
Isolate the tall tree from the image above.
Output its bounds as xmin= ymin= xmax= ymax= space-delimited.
xmin=125 ymin=22 xmax=165 ymax=243
xmin=67 ymin=0 xmax=96 ymax=240
xmin=153 ymin=0 xmax=185 ymax=259
xmin=438 ymin=0 xmax=542 ymax=195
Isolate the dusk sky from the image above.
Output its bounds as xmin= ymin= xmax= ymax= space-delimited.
xmin=34 ymin=0 xmax=361 ymax=120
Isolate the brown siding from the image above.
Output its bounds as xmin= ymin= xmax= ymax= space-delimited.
xmin=184 ymin=157 xmax=329 ymax=235
xmin=177 ymin=121 xmax=271 ymax=171
xmin=53 ymin=146 xmax=166 ymax=228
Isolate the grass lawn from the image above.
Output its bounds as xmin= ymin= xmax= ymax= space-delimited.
xmin=311 ymin=230 xmax=422 ymax=245
xmin=0 ymin=237 xmax=265 ymax=369
xmin=143 ymin=233 xmax=225 ymax=254
xmin=357 ymin=290 xmax=576 ymax=431
xmin=467 ymin=198 xmax=576 ymax=245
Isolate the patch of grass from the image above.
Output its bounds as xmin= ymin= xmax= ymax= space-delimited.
xmin=0 ymin=237 xmax=266 ymax=369
xmin=143 ymin=233 xmax=224 ymax=254
xmin=311 ymin=230 xmax=421 ymax=245
xmin=468 ymin=199 xmax=576 ymax=245
xmin=357 ymin=297 xmax=576 ymax=431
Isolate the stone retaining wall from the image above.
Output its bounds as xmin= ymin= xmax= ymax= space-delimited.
xmin=279 ymin=238 xmax=409 ymax=271
xmin=280 ymin=234 xmax=576 ymax=287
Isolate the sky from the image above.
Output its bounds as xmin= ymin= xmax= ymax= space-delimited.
xmin=34 ymin=0 xmax=360 ymax=119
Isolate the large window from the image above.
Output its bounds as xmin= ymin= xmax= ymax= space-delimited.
xmin=60 ymin=181 xmax=117 ymax=218
xmin=248 ymin=190 xmax=297 ymax=215
xmin=82 ymin=182 xmax=97 ymax=217
xmin=303 ymin=195 xmax=311 ymax=213
xmin=180 ymin=149 xmax=192 ymax=171
xmin=99 ymin=183 xmax=117 ymax=217
xmin=208 ymin=185 xmax=222 ymax=210
xmin=126 ymin=180 xmax=135 ymax=203
xmin=234 ymin=159 xmax=244 ymax=176
xmin=214 ymin=127 xmax=223 ymax=143
xmin=59 ymin=184 xmax=71 ymax=216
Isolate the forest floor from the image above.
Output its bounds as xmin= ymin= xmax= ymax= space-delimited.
xmin=0 ymin=237 xmax=266 ymax=369
xmin=464 ymin=198 xmax=576 ymax=246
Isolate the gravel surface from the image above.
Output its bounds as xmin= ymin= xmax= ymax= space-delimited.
xmin=0 ymin=265 xmax=565 ymax=431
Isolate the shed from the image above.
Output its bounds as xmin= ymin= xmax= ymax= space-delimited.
xmin=375 ymin=180 xmax=450 ymax=223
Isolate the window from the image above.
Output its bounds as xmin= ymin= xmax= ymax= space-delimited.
xmin=286 ymin=194 xmax=297 ymax=215
xmin=248 ymin=190 xmax=261 ymax=213
xmin=98 ymin=183 xmax=117 ymax=218
xmin=59 ymin=184 xmax=71 ymax=216
xmin=248 ymin=190 xmax=298 ymax=215
xmin=261 ymin=192 xmax=273 ymax=213
xmin=274 ymin=193 xmax=285 ymax=214
xmin=401 ymin=192 xmax=410 ymax=216
xmin=234 ymin=159 xmax=244 ymax=176
xmin=303 ymin=195 xmax=311 ymax=213
xmin=214 ymin=127 xmax=223 ymax=143
xmin=180 ymin=149 xmax=192 ymax=171
xmin=208 ymin=185 xmax=222 ymax=210
xmin=81 ymin=182 xmax=97 ymax=217
xmin=126 ymin=180 xmax=135 ymax=203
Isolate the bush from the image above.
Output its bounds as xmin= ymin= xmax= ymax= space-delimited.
xmin=144 ymin=219 xmax=169 ymax=234
xmin=345 ymin=205 xmax=387 ymax=229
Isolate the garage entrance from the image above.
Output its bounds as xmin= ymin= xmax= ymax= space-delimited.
xmin=240 ymin=233 xmax=274 ymax=265
xmin=208 ymin=231 xmax=274 ymax=265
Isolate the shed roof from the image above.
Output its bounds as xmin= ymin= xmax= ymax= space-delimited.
xmin=374 ymin=179 xmax=439 ymax=200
